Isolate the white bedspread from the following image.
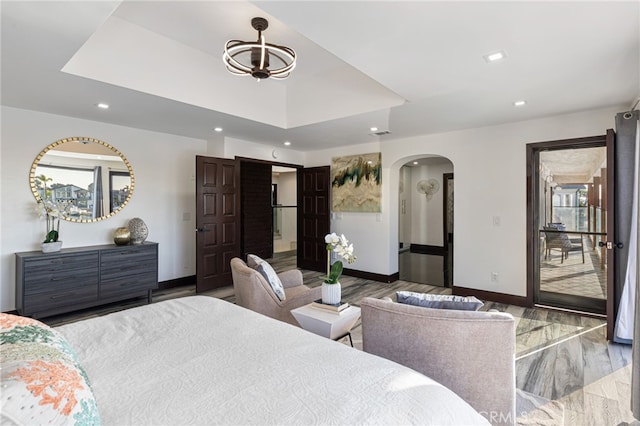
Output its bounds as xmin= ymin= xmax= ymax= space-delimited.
xmin=56 ymin=296 xmax=488 ymax=425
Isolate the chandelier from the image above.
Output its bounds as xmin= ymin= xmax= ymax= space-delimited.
xmin=223 ymin=17 xmax=297 ymax=81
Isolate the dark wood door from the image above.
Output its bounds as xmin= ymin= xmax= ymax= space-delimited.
xmin=297 ymin=166 xmax=330 ymax=272
xmin=195 ymin=156 xmax=240 ymax=292
xmin=241 ymin=161 xmax=273 ymax=259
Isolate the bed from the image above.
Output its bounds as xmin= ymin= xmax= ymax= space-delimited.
xmin=1 ymin=296 xmax=489 ymax=425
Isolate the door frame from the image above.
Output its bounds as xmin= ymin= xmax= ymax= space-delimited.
xmin=443 ymin=172 xmax=454 ymax=287
xmin=526 ymin=133 xmax=615 ymax=333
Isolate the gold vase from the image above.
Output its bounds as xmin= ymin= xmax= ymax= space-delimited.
xmin=113 ymin=227 xmax=131 ymax=245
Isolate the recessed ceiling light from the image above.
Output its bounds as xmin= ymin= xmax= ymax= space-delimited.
xmin=283 ymin=141 xmax=291 ymax=146
xmin=370 ymin=127 xmax=378 ymax=132
xmin=413 ymin=161 xmax=419 ymax=165
xmin=513 ymin=100 xmax=526 ymax=107
xmin=483 ymin=50 xmax=507 ymax=63
xmin=213 ymin=127 xmax=223 ymax=132
xmin=96 ymin=103 xmax=110 ymax=109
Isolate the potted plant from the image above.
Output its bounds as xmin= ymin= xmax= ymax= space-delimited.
xmin=322 ymin=232 xmax=356 ymax=304
xmin=36 ymin=199 xmax=67 ymax=252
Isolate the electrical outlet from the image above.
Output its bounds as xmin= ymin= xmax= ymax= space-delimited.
xmin=491 ymin=272 xmax=499 ymax=282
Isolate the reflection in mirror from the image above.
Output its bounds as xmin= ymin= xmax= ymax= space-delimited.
xmin=30 ymin=137 xmax=134 ymax=223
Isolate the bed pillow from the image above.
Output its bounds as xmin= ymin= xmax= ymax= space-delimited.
xmin=0 ymin=313 xmax=101 ymax=426
xmin=396 ymin=291 xmax=484 ymax=311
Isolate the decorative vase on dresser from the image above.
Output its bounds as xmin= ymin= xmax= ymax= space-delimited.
xmin=128 ymin=217 xmax=148 ymax=245
xmin=113 ymin=227 xmax=131 ymax=245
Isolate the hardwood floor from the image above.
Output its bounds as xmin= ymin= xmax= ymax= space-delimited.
xmin=41 ymin=251 xmax=636 ymax=425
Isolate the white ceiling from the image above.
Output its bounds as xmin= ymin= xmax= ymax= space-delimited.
xmin=2 ymin=1 xmax=638 ymax=152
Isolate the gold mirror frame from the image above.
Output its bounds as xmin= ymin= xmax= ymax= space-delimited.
xmin=30 ymin=137 xmax=135 ymax=223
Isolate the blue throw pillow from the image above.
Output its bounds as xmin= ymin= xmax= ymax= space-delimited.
xmin=396 ymin=291 xmax=484 ymax=311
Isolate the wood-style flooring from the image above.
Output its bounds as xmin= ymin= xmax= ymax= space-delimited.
xmin=42 ymin=251 xmax=637 ymax=425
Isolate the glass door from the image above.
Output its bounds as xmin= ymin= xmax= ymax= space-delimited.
xmin=535 ymin=145 xmax=608 ymax=314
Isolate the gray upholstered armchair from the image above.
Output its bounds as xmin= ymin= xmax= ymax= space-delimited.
xmin=360 ymin=297 xmax=516 ymax=426
xmin=230 ymin=257 xmax=322 ymax=326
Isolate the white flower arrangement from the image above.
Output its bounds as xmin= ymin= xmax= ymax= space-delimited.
xmin=35 ymin=199 xmax=68 ymax=243
xmin=324 ymin=232 xmax=356 ymax=284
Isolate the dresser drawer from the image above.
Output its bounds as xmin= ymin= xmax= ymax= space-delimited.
xmin=23 ymin=252 xmax=99 ymax=275
xmin=101 ymin=246 xmax=157 ymax=280
xmin=24 ymin=285 xmax=98 ymax=314
xmin=100 ymin=271 xmax=157 ymax=299
xmin=24 ymin=268 xmax=99 ymax=295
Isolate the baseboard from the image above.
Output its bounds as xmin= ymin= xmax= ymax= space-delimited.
xmin=343 ymin=268 xmax=399 ymax=283
xmin=409 ymin=244 xmax=445 ymax=256
xmin=452 ymin=286 xmax=530 ymax=307
xmin=157 ymin=275 xmax=195 ymax=290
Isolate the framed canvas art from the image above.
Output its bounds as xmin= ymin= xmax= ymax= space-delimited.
xmin=331 ymin=152 xmax=381 ymax=212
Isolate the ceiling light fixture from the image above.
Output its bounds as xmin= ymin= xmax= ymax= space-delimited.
xmin=96 ymin=103 xmax=110 ymax=109
xmin=513 ymin=100 xmax=527 ymax=107
xmin=370 ymin=127 xmax=378 ymax=132
xmin=223 ymin=17 xmax=296 ymax=81
xmin=283 ymin=141 xmax=291 ymax=146
xmin=214 ymin=127 xmax=223 ymax=132
xmin=483 ymin=50 xmax=507 ymax=63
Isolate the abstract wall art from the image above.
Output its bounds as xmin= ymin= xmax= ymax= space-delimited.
xmin=331 ymin=152 xmax=382 ymax=212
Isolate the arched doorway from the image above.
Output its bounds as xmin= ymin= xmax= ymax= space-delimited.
xmin=398 ymin=156 xmax=454 ymax=287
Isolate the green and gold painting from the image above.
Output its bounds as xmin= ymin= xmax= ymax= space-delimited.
xmin=331 ymin=152 xmax=381 ymax=212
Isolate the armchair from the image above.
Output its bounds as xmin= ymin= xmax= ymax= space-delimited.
xmin=230 ymin=257 xmax=322 ymax=326
xmin=361 ymin=297 xmax=516 ymax=425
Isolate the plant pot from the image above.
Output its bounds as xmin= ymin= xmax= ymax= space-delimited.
xmin=321 ymin=282 xmax=341 ymax=305
xmin=41 ymin=241 xmax=63 ymax=253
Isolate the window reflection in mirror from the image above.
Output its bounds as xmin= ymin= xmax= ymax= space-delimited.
xmin=30 ymin=137 xmax=134 ymax=223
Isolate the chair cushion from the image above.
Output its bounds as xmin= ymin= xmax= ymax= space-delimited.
xmin=251 ymin=258 xmax=286 ymax=302
xmin=0 ymin=313 xmax=101 ymax=425
xmin=396 ymin=291 xmax=484 ymax=311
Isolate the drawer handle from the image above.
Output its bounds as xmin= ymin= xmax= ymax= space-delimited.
xmin=50 ymin=293 xmax=75 ymax=300
xmin=50 ymin=276 xmax=76 ymax=282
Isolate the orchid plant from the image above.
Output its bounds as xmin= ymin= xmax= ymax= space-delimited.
xmin=35 ymin=199 xmax=68 ymax=243
xmin=323 ymin=232 xmax=356 ymax=284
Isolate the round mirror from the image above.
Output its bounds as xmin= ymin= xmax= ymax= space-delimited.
xmin=30 ymin=137 xmax=135 ymax=223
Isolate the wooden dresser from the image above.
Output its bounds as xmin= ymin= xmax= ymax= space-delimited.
xmin=15 ymin=242 xmax=158 ymax=318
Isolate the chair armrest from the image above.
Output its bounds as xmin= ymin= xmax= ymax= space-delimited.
xmin=278 ymin=269 xmax=304 ymax=289
xmin=361 ymin=297 xmax=515 ymax=425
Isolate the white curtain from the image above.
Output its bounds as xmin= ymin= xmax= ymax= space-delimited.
xmin=615 ymin=120 xmax=639 ymax=341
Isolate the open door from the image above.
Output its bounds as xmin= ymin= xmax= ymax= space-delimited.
xmin=297 ymin=166 xmax=330 ymax=272
xmin=240 ymin=160 xmax=273 ymax=259
xmin=527 ymin=130 xmax=620 ymax=338
xmin=195 ymin=156 xmax=240 ymax=292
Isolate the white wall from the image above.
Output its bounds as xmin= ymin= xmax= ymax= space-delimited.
xmin=304 ymin=106 xmax=622 ymax=297
xmin=0 ymin=106 xmax=206 ymax=311
xmin=409 ymin=160 xmax=453 ymax=246
xmin=0 ymin=104 xmax=624 ymax=311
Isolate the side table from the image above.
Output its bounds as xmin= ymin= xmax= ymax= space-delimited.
xmin=291 ymin=303 xmax=361 ymax=347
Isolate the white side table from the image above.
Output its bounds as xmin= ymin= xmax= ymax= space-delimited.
xmin=291 ymin=304 xmax=361 ymax=346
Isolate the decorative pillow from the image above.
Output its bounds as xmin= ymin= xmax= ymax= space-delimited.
xmin=396 ymin=291 xmax=484 ymax=311
xmin=254 ymin=262 xmax=286 ymax=301
xmin=246 ymin=254 xmax=264 ymax=269
xmin=0 ymin=313 xmax=101 ymax=425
